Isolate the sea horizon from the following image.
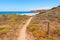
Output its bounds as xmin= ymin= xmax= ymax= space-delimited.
xmin=0 ymin=11 xmax=38 ymax=15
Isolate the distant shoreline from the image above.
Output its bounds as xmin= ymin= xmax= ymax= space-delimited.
xmin=0 ymin=11 xmax=38 ymax=15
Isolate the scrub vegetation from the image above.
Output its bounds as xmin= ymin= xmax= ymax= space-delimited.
xmin=0 ymin=14 xmax=30 ymax=40
xmin=27 ymin=5 xmax=60 ymax=40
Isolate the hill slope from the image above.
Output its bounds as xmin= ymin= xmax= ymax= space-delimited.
xmin=27 ymin=6 xmax=60 ymax=40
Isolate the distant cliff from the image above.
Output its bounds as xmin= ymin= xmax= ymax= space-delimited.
xmin=30 ymin=10 xmax=47 ymax=13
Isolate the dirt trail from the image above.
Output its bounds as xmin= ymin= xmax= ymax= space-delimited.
xmin=17 ymin=17 xmax=33 ymax=40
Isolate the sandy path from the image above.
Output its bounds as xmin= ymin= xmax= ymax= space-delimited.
xmin=17 ymin=17 xmax=33 ymax=40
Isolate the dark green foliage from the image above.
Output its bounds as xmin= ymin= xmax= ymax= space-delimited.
xmin=57 ymin=5 xmax=60 ymax=7
xmin=54 ymin=29 xmax=60 ymax=36
xmin=51 ymin=7 xmax=57 ymax=10
xmin=0 ymin=28 xmax=11 ymax=35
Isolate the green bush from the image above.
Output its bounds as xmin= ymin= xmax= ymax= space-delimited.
xmin=27 ymin=21 xmax=39 ymax=31
xmin=32 ymin=30 xmax=46 ymax=37
xmin=43 ymin=36 xmax=54 ymax=40
xmin=31 ymin=21 xmax=39 ymax=24
xmin=27 ymin=24 xmax=37 ymax=31
xmin=0 ymin=28 xmax=11 ymax=35
xmin=57 ymin=5 xmax=60 ymax=7
xmin=9 ymin=19 xmax=16 ymax=26
xmin=54 ymin=29 xmax=60 ymax=36
xmin=55 ymin=15 xmax=60 ymax=19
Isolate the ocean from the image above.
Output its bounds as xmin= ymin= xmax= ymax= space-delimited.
xmin=0 ymin=11 xmax=38 ymax=15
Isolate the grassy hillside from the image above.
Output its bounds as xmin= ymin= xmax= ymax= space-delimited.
xmin=0 ymin=14 xmax=30 ymax=40
xmin=27 ymin=5 xmax=60 ymax=40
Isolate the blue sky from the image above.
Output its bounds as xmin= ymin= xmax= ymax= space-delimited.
xmin=0 ymin=0 xmax=60 ymax=11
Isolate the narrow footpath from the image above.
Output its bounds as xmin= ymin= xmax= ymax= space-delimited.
xmin=17 ymin=17 xmax=33 ymax=40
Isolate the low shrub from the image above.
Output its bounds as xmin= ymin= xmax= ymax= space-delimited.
xmin=27 ymin=21 xmax=39 ymax=31
xmin=54 ymin=29 xmax=60 ymax=36
xmin=55 ymin=15 xmax=60 ymax=19
xmin=43 ymin=36 xmax=54 ymax=40
xmin=27 ymin=24 xmax=37 ymax=31
xmin=32 ymin=30 xmax=46 ymax=37
xmin=0 ymin=28 xmax=11 ymax=35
